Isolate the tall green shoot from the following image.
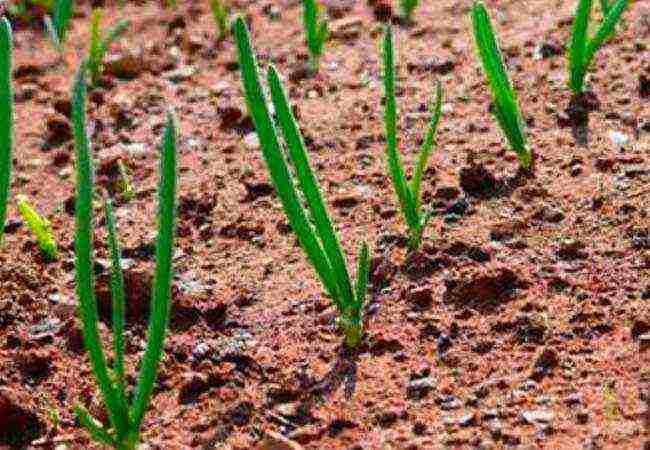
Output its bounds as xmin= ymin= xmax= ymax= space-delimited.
xmin=400 ymin=0 xmax=420 ymax=23
xmin=45 ymin=0 xmax=74 ymax=51
xmin=471 ymin=2 xmax=531 ymax=170
xmin=0 ymin=18 xmax=13 ymax=246
xmin=210 ymin=0 xmax=230 ymax=41
xmin=234 ymin=17 xmax=370 ymax=347
xmin=382 ymin=26 xmax=442 ymax=251
xmin=568 ymin=0 xmax=628 ymax=94
xmin=88 ymin=8 xmax=130 ymax=85
xmin=72 ymin=64 xmax=178 ymax=449
xmin=302 ymin=0 xmax=328 ymax=72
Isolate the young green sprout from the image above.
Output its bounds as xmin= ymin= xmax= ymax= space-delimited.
xmin=233 ymin=17 xmax=370 ymax=348
xmin=17 ymin=195 xmax=58 ymax=260
xmin=72 ymin=64 xmax=178 ymax=449
xmin=471 ymin=2 xmax=532 ymax=171
xmin=88 ymin=8 xmax=130 ymax=85
xmin=45 ymin=0 xmax=74 ymax=51
xmin=302 ymin=0 xmax=328 ymax=72
xmin=209 ymin=0 xmax=230 ymax=42
xmin=399 ymin=0 xmax=420 ymax=24
xmin=0 ymin=18 xmax=13 ymax=245
xmin=382 ymin=26 xmax=442 ymax=251
xmin=568 ymin=0 xmax=628 ymax=94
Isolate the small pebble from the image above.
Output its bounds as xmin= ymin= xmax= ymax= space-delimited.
xmin=609 ymin=130 xmax=630 ymax=148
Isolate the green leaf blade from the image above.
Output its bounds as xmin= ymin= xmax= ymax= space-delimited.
xmin=410 ymin=81 xmax=442 ymax=210
xmin=72 ymin=63 xmax=129 ymax=438
xmin=75 ymin=405 xmax=116 ymax=447
xmin=266 ymin=66 xmax=354 ymax=309
xmin=233 ymin=17 xmax=340 ymax=304
xmin=584 ymin=0 xmax=628 ymax=68
xmin=471 ymin=2 xmax=530 ymax=169
xmin=129 ymin=111 xmax=178 ymax=433
xmin=0 ymin=18 xmax=13 ymax=246
xmin=382 ymin=26 xmax=420 ymax=233
xmin=53 ymin=0 xmax=74 ymax=44
xmin=569 ymin=0 xmax=593 ymax=93
xmin=303 ymin=0 xmax=327 ymax=70
xmin=104 ymin=198 xmax=128 ymax=419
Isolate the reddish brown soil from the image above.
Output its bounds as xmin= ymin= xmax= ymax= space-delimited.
xmin=0 ymin=0 xmax=648 ymax=449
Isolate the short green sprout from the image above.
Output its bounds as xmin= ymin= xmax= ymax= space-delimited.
xmin=45 ymin=0 xmax=74 ymax=51
xmin=17 ymin=195 xmax=58 ymax=260
xmin=88 ymin=8 xmax=130 ymax=85
xmin=210 ymin=0 xmax=230 ymax=41
xmin=302 ymin=0 xmax=328 ymax=72
xmin=116 ymin=161 xmax=135 ymax=202
xmin=382 ymin=26 xmax=443 ymax=251
xmin=399 ymin=0 xmax=420 ymax=23
xmin=0 ymin=18 xmax=13 ymax=246
xmin=568 ymin=0 xmax=628 ymax=94
xmin=72 ymin=63 xmax=178 ymax=449
xmin=234 ymin=17 xmax=371 ymax=348
xmin=471 ymin=2 xmax=532 ymax=170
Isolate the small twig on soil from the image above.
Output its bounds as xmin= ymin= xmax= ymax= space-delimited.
xmin=31 ymin=434 xmax=78 ymax=446
xmin=628 ymin=188 xmax=650 ymax=199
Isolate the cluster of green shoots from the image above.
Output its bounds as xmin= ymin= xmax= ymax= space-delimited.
xmin=0 ymin=18 xmax=13 ymax=246
xmin=72 ymin=65 xmax=178 ymax=449
xmin=88 ymin=9 xmax=130 ymax=85
xmin=399 ymin=0 xmax=420 ymax=24
xmin=568 ymin=0 xmax=628 ymax=94
xmin=45 ymin=0 xmax=74 ymax=51
xmin=302 ymin=0 xmax=329 ymax=72
xmin=17 ymin=195 xmax=58 ymax=260
xmin=209 ymin=0 xmax=230 ymax=41
xmin=471 ymin=2 xmax=532 ymax=170
xmin=382 ymin=26 xmax=442 ymax=251
xmin=234 ymin=17 xmax=370 ymax=348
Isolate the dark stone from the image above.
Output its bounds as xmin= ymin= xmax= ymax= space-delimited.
xmin=459 ymin=164 xmax=499 ymax=198
xmin=0 ymin=388 xmax=46 ymax=445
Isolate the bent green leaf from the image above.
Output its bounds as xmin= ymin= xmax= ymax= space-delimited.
xmin=471 ymin=2 xmax=531 ymax=170
xmin=17 ymin=196 xmax=58 ymax=260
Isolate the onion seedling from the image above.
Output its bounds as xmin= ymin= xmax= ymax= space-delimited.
xmin=0 ymin=18 xmax=13 ymax=245
xmin=471 ymin=2 xmax=531 ymax=170
xmin=210 ymin=0 xmax=229 ymax=41
xmin=399 ymin=0 xmax=420 ymax=23
xmin=72 ymin=64 xmax=178 ymax=449
xmin=382 ymin=26 xmax=442 ymax=251
xmin=17 ymin=196 xmax=58 ymax=261
xmin=568 ymin=0 xmax=628 ymax=94
xmin=88 ymin=8 xmax=130 ymax=85
xmin=234 ymin=17 xmax=370 ymax=348
xmin=45 ymin=0 xmax=74 ymax=51
xmin=302 ymin=0 xmax=328 ymax=72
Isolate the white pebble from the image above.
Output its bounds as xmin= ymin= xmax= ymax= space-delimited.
xmin=609 ymin=130 xmax=630 ymax=148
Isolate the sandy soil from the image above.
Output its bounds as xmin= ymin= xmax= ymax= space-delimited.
xmin=0 ymin=0 xmax=648 ymax=448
